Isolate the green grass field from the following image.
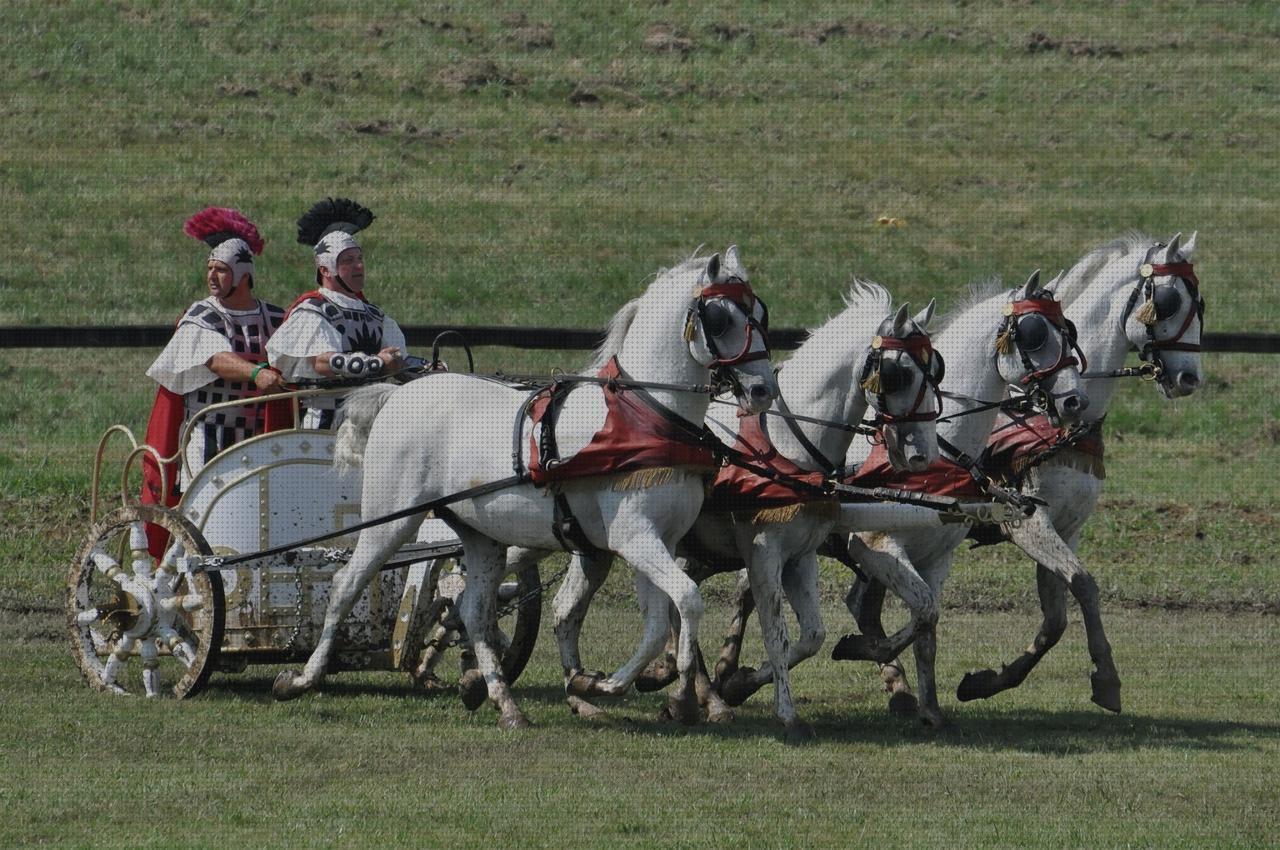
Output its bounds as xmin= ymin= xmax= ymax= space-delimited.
xmin=2 ymin=1 xmax=1279 ymax=847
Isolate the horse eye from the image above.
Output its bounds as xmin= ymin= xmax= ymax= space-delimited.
xmin=702 ymin=300 xmax=734 ymax=337
xmin=878 ymin=358 xmax=912 ymax=394
xmin=1154 ymin=285 xmax=1183 ymax=321
xmin=1016 ymin=315 xmax=1049 ymax=352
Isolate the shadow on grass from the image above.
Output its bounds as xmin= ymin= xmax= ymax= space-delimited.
xmin=192 ymin=669 xmax=1280 ymax=754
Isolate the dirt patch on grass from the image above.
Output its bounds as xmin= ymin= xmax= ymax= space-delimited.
xmin=501 ymin=13 xmax=555 ymax=50
xmin=437 ymin=60 xmax=521 ymax=93
xmin=644 ymin=24 xmax=696 ymax=56
xmin=1026 ymin=31 xmax=1124 ymax=58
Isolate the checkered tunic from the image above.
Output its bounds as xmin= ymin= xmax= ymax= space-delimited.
xmin=147 ymin=298 xmax=284 ymax=481
xmin=266 ymin=289 xmax=406 ymax=428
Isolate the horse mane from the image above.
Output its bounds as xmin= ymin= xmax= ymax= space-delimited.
xmin=587 ymin=253 xmax=709 ymax=372
xmin=933 ymin=276 xmax=1008 ymax=335
xmin=785 ymin=279 xmax=892 ymax=372
xmin=1052 ymin=231 xmax=1153 ymax=308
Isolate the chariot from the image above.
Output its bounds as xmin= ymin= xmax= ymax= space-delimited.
xmin=67 ymin=386 xmax=544 ymax=699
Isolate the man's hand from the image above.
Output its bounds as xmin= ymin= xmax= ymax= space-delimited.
xmin=254 ymin=367 xmax=287 ymax=393
xmin=377 ymin=346 xmax=405 ymax=371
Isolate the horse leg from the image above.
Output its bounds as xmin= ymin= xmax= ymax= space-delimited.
xmin=723 ymin=548 xmax=814 ymax=744
xmin=273 ymin=515 xmax=423 ymax=700
xmin=613 ymin=536 xmax=704 ymax=725
xmin=453 ymin=530 xmax=530 ymax=729
xmin=1003 ymin=515 xmax=1121 ymax=712
xmin=593 ymin=574 xmax=677 ymax=697
xmin=712 ymin=568 xmax=754 ymax=686
xmin=830 ymin=537 xmax=938 ymax=666
xmin=637 ymin=558 xmax=696 ymax=693
xmin=957 ymin=562 xmax=1067 ymax=702
xmin=552 ymin=551 xmax=613 ymax=691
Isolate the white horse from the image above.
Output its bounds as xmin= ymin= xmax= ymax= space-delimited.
xmin=865 ymin=232 xmax=1203 ymax=707
xmin=788 ymin=270 xmax=1092 ymax=728
xmin=271 ymin=249 xmax=778 ymax=728
xmin=549 ymin=283 xmax=1011 ymax=742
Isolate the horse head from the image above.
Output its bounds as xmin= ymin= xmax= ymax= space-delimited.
xmin=685 ymin=245 xmax=777 ymax=413
xmin=861 ymin=301 xmax=942 ymax=472
xmin=994 ymin=270 xmax=1089 ymax=427
xmin=1124 ymin=232 xmax=1204 ymax=398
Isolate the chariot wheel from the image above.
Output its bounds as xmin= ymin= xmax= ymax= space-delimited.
xmin=66 ymin=504 xmax=225 ymax=699
xmin=409 ymin=556 xmax=543 ymax=690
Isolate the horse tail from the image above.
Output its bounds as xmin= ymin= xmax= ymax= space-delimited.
xmin=333 ymin=383 xmax=399 ymax=473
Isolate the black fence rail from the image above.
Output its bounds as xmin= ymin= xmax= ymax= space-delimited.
xmin=1 ymin=325 xmax=1277 ymax=354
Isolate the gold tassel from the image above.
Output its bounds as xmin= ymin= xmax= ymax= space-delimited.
xmin=1134 ymin=298 xmax=1158 ymax=326
xmin=748 ymin=500 xmax=839 ymax=525
xmin=995 ymin=327 xmax=1014 ymax=355
xmin=612 ymin=466 xmax=680 ymax=492
xmin=860 ymin=370 xmax=882 ymax=394
xmin=750 ymin=503 xmax=805 ymax=525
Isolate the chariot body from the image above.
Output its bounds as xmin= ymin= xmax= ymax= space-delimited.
xmin=67 ymin=388 xmax=542 ymax=698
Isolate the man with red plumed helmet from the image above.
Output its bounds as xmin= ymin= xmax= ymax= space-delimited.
xmin=140 ymin=208 xmax=287 ymax=553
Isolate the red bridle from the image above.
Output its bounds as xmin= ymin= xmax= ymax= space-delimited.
xmin=694 ymin=279 xmax=771 ymax=367
xmin=1006 ymin=297 xmax=1087 ymax=384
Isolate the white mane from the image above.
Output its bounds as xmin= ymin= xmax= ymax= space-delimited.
xmin=785 ymin=280 xmax=892 ymax=372
xmin=933 ymin=276 xmax=1009 ymax=336
xmin=588 ymin=254 xmax=708 ymax=372
xmin=1052 ymin=231 xmax=1154 ymax=308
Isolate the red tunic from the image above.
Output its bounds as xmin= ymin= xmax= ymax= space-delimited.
xmin=526 ymin=357 xmax=717 ymax=486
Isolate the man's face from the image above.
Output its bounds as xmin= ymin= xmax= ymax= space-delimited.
xmin=333 ymin=247 xmax=365 ymax=292
xmin=207 ymin=260 xmax=236 ymax=300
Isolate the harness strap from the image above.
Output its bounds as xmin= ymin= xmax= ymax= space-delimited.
xmin=774 ymin=391 xmax=839 ymax=475
xmin=204 ymin=475 xmax=527 ymax=569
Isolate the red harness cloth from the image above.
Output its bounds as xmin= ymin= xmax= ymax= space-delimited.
xmin=706 ymin=414 xmax=830 ymax=511
xmin=526 ymin=357 xmax=717 ymax=486
xmin=845 ymin=444 xmax=986 ymax=499
xmin=983 ymin=413 xmax=1105 ymax=483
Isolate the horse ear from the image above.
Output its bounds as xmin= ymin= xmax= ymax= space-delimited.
xmin=705 ymin=252 xmax=722 ymax=284
xmin=723 ymin=244 xmax=747 ymax=280
xmin=892 ymin=303 xmax=910 ymax=335
xmin=912 ymin=298 xmax=936 ymax=332
xmin=1179 ymin=231 xmax=1197 ymax=259
xmin=1166 ymin=233 xmax=1182 ymax=260
xmin=1043 ymin=270 xmax=1065 ymax=295
xmin=1020 ymin=269 xmax=1041 ymax=298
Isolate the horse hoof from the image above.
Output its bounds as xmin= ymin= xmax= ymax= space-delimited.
xmin=831 ymin=633 xmax=876 ymax=662
xmin=956 ymin=668 xmax=1001 ymax=702
xmin=567 ymin=695 xmax=608 ymax=720
xmin=707 ymin=704 xmax=735 ymax=724
xmin=919 ymin=707 xmax=949 ymax=730
xmin=666 ymin=690 xmax=700 ymax=726
xmin=635 ymin=660 xmax=679 ymax=693
xmin=1090 ymin=672 xmax=1122 ymax=714
xmin=412 ymin=672 xmax=449 ymax=694
xmin=565 ymin=671 xmax=607 ymax=699
xmin=887 ymin=690 xmax=919 ymax=716
xmin=498 ymin=712 xmax=531 ymax=730
xmin=272 ymin=669 xmax=307 ymax=701
xmin=712 ymin=658 xmax=738 ymax=688
xmin=718 ymin=667 xmax=761 ymax=707
xmin=458 ymin=669 xmax=487 ymax=711
xmin=784 ymin=720 xmax=817 ymax=746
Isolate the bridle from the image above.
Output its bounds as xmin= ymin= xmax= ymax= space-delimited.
xmin=1120 ymin=243 xmax=1205 ymax=378
xmin=996 ymin=294 xmax=1087 ymax=426
xmin=859 ymin=330 xmax=944 ymax=429
xmin=685 ymin=277 xmax=771 ymax=381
